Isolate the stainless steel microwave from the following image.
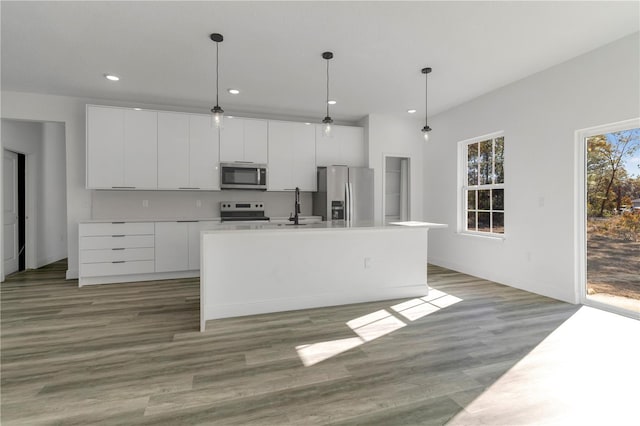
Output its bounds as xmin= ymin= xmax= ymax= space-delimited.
xmin=220 ymin=163 xmax=267 ymax=190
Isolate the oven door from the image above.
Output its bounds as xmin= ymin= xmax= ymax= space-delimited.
xmin=220 ymin=164 xmax=267 ymax=190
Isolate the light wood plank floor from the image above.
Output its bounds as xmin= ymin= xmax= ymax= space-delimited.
xmin=1 ymin=260 xmax=588 ymax=425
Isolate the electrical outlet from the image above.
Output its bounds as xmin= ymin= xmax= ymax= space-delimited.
xmin=196 ymin=199 xmax=202 ymax=208
xmin=364 ymin=257 xmax=372 ymax=269
xmin=142 ymin=200 xmax=149 ymax=208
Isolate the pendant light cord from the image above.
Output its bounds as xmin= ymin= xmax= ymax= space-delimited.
xmin=216 ymin=41 xmax=220 ymax=107
xmin=425 ymin=71 xmax=428 ymax=127
xmin=326 ymin=59 xmax=330 ymax=117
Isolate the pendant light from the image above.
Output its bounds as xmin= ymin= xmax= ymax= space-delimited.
xmin=421 ymin=67 xmax=432 ymax=141
xmin=322 ymin=51 xmax=334 ymax=137
xmin=210 ymin=33 xmax=224 ymax=128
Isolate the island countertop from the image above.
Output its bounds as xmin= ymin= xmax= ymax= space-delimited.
xmin=202 ymin=220 xmax=448 ymax=232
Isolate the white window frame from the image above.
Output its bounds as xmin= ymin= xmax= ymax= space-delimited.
xmin=457 ymin=131 xmax=505 ymax=238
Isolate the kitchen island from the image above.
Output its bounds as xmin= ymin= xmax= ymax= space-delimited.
xmin=200 ymin=221 xmax=446 ymax=331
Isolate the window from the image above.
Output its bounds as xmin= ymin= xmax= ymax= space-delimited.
xmin=461 ymin=133 xmax=504 ymax=235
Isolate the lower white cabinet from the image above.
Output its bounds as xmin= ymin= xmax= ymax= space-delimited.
xmin=79 ymin=220 xmax=220 ymax=285
xmin=188 ymin=221 xmax=219 ymax=270
xmin=79 ymin=222 xmax=155 ymax=284
xmin=154 ymin=222 xmax=190 ymax=273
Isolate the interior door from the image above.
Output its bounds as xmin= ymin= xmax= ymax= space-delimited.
xmin=3 ymin=150 xmax=19 ymax=275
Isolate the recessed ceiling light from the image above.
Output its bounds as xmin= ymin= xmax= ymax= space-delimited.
xmin=104 ymin=74 xmax=120 ymax=81
xmin=407 ymin=109 xmax=417 ymax=114
xmin=304 ymin=123 xmax=311 ymax=125
xmin=227 ymin=89 xmax=240 ymax=95
xmin=133 ymin=108 xmax=142 ymax=111
xmin=327 ymin=100 xmax=337 ymax=105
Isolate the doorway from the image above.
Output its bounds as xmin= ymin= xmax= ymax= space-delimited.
xmin=3 ymin=149 xmax=26 ymax=275
xmin=577 ymin=119 xmax=640 ymax=318
xmin=383 ymin=156 xmax=410 ymax=223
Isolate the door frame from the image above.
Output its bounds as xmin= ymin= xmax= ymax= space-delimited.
xmin=574 ymin=117 xmax=640 ymax=318
xmin=381 ymin=153 xmax=411 ymax=223
xmin=2 ymin=147 xmax=37 ymax=281
xmin=3 ymin=149 xmax=19 ymax=275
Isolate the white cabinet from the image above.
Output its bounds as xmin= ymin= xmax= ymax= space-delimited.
xmin=315 ymin=124 xmax=365 ymax=167
xmin=189 ymin=115 xmax=220 ymax=189
xmin=154 ymin=222 xmax=189 ymax=273
xmin=157 ymin=112 xmax=190 ymax=188
xmin=86 ymin=105 xmax=158 ymax=189
xmin=157 ymin=112 xmax=220 ymax=190
xmin=219 ymin=117 xmax=268 ymax=163
xmin=268 ymin=121 xmax=316 ymax=191
xmin=157 ymin=221 xmax=220 ymax=272
xmin=87 ymin=106 xmax=124 ymax=188
xmin=79 ymin=222 xmax=155 ymax=285
xmin=187 ymin=221 xmax=219 ymax=270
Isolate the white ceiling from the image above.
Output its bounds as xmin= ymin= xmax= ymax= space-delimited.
xmin=2 ymin=1 xmax=638 ymax=124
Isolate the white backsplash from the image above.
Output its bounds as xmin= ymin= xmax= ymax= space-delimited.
xmin=91 ymin=190 xmax=314 ymax=220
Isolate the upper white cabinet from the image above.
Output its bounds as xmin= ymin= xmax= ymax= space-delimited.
xmin=315 ymin=124 xmax=365 ymax=168
xmin=219 ymin=117 xmax=268 ymax=163
xmin=268 ymin=121 xmax=316 ymax=191
xmin=157 ymin=112 xmax=189 ymax=188
xmin=157 ymin=112 xmax=220 ymax=190
xmin=87 ymin=105 xmax=158 ymax=189
xmin=189 ymin=115 xmax=220 ymax=189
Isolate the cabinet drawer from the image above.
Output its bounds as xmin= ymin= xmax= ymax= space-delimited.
xmin=80 ymin=235 xmax=155 ymax=250
xmin=80 ymin=222 xmax=154 ymax=237
xmin=80 ymin=260 xmax=155 ymax=277
xmin=80 ymin=247 xmax=155 ymax=263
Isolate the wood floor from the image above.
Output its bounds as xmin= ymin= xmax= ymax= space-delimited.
xmin=1 ymin=260 xmax=584 ymax=425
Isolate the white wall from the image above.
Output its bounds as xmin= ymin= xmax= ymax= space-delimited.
xmin=365 ymin=114 xmax=424 ymax=223
xmin=424 ymin=33 xmax=640 ymax=303
xmin=40 ymin=122 xmax=67 ymax=265
xmin=1 ymin=119 xmax=68 ymax=273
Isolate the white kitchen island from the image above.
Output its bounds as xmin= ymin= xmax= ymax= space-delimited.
xmin=200 ymin=221 xmax=447 ymax=331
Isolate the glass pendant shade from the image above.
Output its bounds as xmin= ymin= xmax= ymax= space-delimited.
xmin=323 ymin=116 xmax=333 ymax=137
xmin=211 ymin=105 xmax=224 ymax=129
xmin=422 ymin=124 xmax=431 ymax=141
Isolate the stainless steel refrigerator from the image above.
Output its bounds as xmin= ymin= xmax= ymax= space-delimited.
xmin=313 ymin=166 xmax=374 ymax=222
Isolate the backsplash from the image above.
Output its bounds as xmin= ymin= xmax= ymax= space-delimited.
xmin=91 ymin=190 xmax=314 ymax=220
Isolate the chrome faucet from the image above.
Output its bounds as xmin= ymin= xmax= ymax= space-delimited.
xmin=289 ymin=187 xmax=301 ymax=225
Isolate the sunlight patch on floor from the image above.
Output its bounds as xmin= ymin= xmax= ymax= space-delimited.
xmin=448 ymin=306 xmax=640 ymax=426
xmin=296 ymin=288 xmax=463 ymax=367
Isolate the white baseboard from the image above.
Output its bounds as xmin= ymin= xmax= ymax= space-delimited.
xmin=66 ymin=269 xmax=79 ymax=280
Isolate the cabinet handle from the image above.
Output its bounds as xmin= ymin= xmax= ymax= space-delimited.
xmin=112 ymin=235 xmax=125 ymax=238
xmin=178 ymin=187 xmax=200 ymax=190
xmin=111 ymin=222 xmax=125 ymax=224
xmin=111 ymin=186 xmax=136 ymax=189
xmin=112 ymin=261 xmax=125 ymax=264
xmin=177 ymin=220 xmax=198 ymax=223
xmin=112 ymin=248 xmax=125 ymax=251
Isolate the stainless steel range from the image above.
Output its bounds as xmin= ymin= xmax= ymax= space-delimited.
xmin=220 ymin=202 xmax=269 ymax=222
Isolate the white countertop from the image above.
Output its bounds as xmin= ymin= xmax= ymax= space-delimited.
xmin=79 ymin=216 xmax=322 ymax=224
xmin=203 ymin=220 xmax=448 ymax=232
